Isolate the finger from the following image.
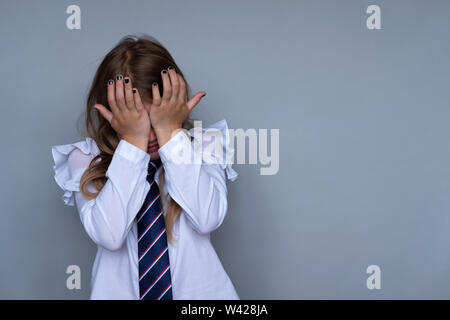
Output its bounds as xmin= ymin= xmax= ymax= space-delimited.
xmin=123 ymin=76 xmax=135 ymax=110
xmin=152 ymin=82 xmax=162 ymax=105
xmin=177 ymin=74 xmax=187 ymax=102
xmin=132 ymin=87 xmax=144 ymax=112
xmin=115 ymin=74 xmax=126 ymax=110
xmin=107 ymin=79 xmax=119 ymax=113
xmin=93 ymin=104 xmax=113 ymax=123
xmin=161 ymin=69 xmax=172 ymax=102
xmin=186 ymin=91 xmax=206 ymax=111
xmin=167 ymin=66 xmax=179 ymax=100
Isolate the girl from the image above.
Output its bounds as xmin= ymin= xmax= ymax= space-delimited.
xmin=51 ymin=34 xmax=239 ymax=300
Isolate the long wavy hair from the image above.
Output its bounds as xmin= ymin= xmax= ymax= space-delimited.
xmin=80 ymin=34 xmax=194 ymax=244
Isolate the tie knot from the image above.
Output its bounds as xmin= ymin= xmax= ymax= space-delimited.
xmin=148 ymin=158 xmax=162 ymax=177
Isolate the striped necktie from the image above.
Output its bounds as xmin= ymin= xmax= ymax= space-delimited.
xmin=136 ymin=158 xmax=173 ymax=300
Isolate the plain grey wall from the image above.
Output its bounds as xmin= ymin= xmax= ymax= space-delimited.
xmin=1 ymin=0 xmax=450 ymax=299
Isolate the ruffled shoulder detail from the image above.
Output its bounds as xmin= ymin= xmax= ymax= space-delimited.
xmin=188 ymin=119 xmax=238 ymax=182
xmin=51 ymin=137 xmax=100 ymax=206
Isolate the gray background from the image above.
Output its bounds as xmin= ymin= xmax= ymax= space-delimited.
xmin=1 ymin=0 xmax=449 ymax=299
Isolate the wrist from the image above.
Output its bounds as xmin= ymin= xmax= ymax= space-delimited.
xmin=155 ymin=124 xmax=182 ymax=147
xmin=121 ymin=135 xmax=149 ymax=152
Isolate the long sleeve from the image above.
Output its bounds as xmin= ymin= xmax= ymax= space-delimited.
xmin=70 ymin=139 xmax=150 ymax=251
xmin=158 ymin=121 xmax=237 ymax=235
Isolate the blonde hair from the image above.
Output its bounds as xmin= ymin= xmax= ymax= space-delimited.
xmin=79 ymin=34 xmax=194 ymax=244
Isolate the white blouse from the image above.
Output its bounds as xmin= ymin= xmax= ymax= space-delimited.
xmin=51 ymin=119 xmax=240 ymax=300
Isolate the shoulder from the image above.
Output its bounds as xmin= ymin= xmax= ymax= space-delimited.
xmin=51 ymin=137 xmax=100 ymax=206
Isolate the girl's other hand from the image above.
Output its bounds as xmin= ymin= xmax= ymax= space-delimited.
xmin=94 ymin=75 xmax=151 ymax=152
xmin=150 ymin=67 xmax=206 ymax=147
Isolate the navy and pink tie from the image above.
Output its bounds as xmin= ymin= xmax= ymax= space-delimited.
xmin=136 ymin=158 xmax=173 ymax=300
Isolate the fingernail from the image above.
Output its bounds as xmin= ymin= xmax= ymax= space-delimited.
xmin=162 ymin=69 xmax=167 ymax=74
xmin=124 ymin=78 xmax=129 ymax=84
xmin=108 ymin=80 xmax=114 ymax=85
xmin=132 ymin=88 xmax=136 ymax=93
xmin=202 ymin=93 xmax=206 ymax=98
xmin=152 ymin=82 xmax=158 ymax=86
xmin=168 ymin=66 xmax=174 ymax=70
xmin=116 ymin=75 xmax=122 ymax=80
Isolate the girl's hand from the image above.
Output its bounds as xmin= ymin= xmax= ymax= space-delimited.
xmin=93 ymin=75 xmax=151 ymax=152
xmin=150 ymin=67 xmax=206 ymax=147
